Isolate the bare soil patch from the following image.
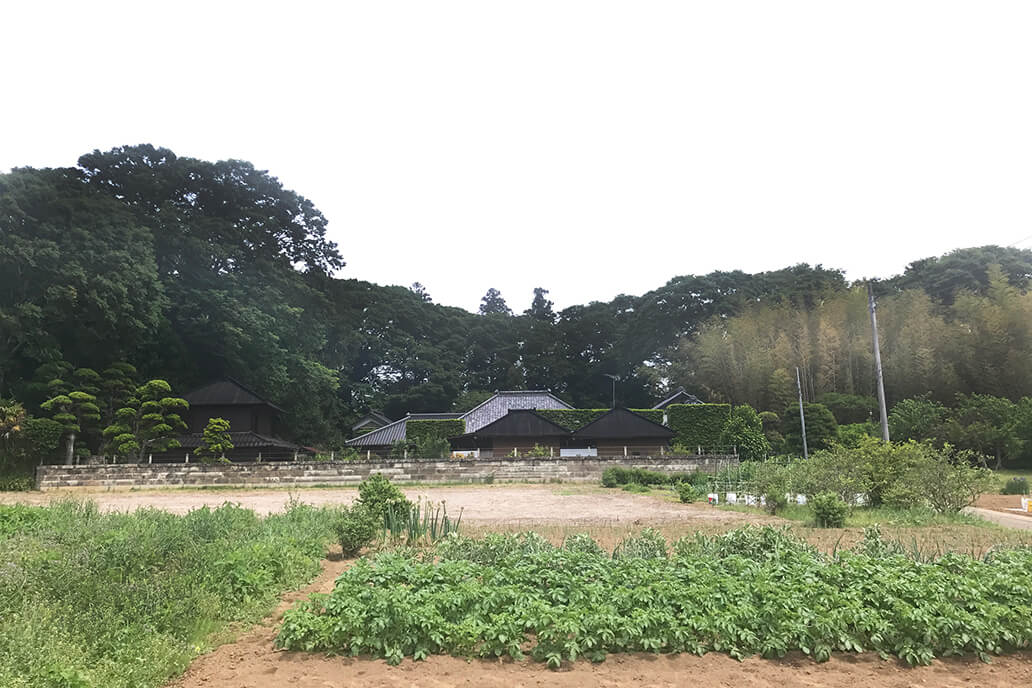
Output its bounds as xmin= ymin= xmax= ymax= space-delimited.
xmin=0 ymin=485 xmax=768 ymax=525
xmin=975 ymin=493 xmax=1032 ymax=517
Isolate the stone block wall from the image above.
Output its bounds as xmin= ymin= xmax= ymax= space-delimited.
xmin=35 ymin=455 xmax=738 ymax=490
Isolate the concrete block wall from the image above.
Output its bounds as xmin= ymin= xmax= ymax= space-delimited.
xmin=35 ymin=455 xmax=738 ymax=490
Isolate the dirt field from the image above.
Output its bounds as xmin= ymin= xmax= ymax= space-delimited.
xmin=0 ymin=484 xmax=765 ymax=525
xmin=170 ymin=545 xmax=1032 ymax=688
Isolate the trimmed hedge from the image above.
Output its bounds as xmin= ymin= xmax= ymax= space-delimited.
xmin=406 ymin=419 xmax=466 ymax=445
xmin=536 ymin=409 xmax=607 ymax=430
xmin=630 ymin=409 xmax=665 ymax=425
xmin=667 ymin=403 xmax=731 ymax=449
xmin=537 ymin=408 xmax=667 ymax=430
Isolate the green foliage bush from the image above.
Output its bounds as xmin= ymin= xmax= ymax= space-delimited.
xmin=1002 ymin=476 xmax=1030 ymax=495
xmin=817 ymin=393 xmax=877 ymax=425
xmin=667 ymin=403 xmax=731 ymax=449
xmin=782 ymin=403 xmax=838 ymax=454
xmin=0 ymin=472 xmax=34 ymax=491
xmin=677 ymin=482 xmax=699 ymax=503
xmin=357 ymin=474 xmax=411 ymax=518
xmin=278 ymin=525 xmax=1032 ymax=667
xmin=334 ymin=505 xmax=380 ymax=557
xmin=620 ymin=482 xmax=650 ymax=494
xmin=836 ymin=422 xmax=878 ymax=448
xmin=0 ymin=501 xmax=336 ymax=688
xmin=810 ymin=492 xmax=848 ymax=528
xmin=600 ymin=466 xmax=693 ymax=487
xmin=718 ymin=405 xmax=771 ymax=459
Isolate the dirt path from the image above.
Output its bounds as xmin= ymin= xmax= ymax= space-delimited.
xmin=170 ymin=553 xmax=1032 ymax=688
xmin=966 ymin=506 xmax=1032 ymax=530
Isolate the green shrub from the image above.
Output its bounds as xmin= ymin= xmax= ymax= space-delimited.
xmin=667 ymin=403 xmax=731 ymax=449
xmin=600 ymin=467 xmax=621 ymax=487
xmin=0 ymin=473 xmax=33 ymax=491
xmin=600 ymin=467 xmax=681 ymax=487
xmin=621 ymin=482 xmax=650 ymax=494
xmin=836 ymin=422 xmax=878 ymax=448
xmin=357 ymin=474 xmax=411 ymax=518
xmin=335 ymin=504 xmax=379 ymax=557
xmin=782 ymin=403 xmax=838 ymax=454
xmin=1002 ymin=476 xmax=1030 ymax=495
xmin=718 ymin=405 xmax=771 ymax=460
xmin=677 ymin=482 xmax=699 ymax=503
xmin=810 ymin=492 xmax=848 ymax=528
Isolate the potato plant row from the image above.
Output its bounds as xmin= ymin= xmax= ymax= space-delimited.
xmin=277 ymin=527 xmax=1032 ymax=667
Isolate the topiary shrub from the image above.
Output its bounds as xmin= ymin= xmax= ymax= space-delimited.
xmin=334 ymin=504 xmax=380 ymax=557
xmin=810 ymin=492 xmax=848 ymax=528
xmin=1002 ymin=476 xmax=1030 ymax=495
xmin=357 ymin=474 xmax=411 ymax=518
xmin=677 ymin=482 xmax=699 ymax=504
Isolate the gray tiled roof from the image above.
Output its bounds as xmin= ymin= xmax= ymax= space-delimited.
xmin=651 ymin=387 xmax=702 ymax=409
xmin=345 ymin=391 xmax=572 ymax=447
xmin=175 ymin=431 xmax=299 ymax=449
xmin=461 ymin=391 xmax=572 ymax=432
xmin=346 ymin=413 xmax=463 ymax=447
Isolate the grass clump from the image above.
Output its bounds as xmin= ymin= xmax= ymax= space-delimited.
xmin=0 ymin=500 xmax=337 ymax=688
xmin=810 ymin=492 xmax=848 ymax=528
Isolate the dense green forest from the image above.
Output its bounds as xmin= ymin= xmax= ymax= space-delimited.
xmin=3 ymin=145 xmax=1032 ymax=462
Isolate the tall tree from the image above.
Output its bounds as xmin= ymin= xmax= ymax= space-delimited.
xmin=478 ymin=288 xmax=511 ymax=316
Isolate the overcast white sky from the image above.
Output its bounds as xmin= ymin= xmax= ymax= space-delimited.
xmin=2 ymin=1 xmax=1030 ymax=312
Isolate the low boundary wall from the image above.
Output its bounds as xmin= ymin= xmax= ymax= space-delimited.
xmin=35 ymin=455 xmax=738 ymax=490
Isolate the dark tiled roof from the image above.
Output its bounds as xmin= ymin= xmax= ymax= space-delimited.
xmin=457 ymin=410 xmax=569 ymax=438
xmin=651 ymin=387 xmax=702 ymax=409
xmin=351 ymin=411 xmax=393 ymax=432
xmin=572 ymin=408 xmax=675 ymax=440
xmin=346 ymin=413 xmax=463 ymax=447
xmin=461 ymin=391 xmax=572 ymax=432
xmin=175 ymin=431 xmax=299 ymax=449
xmin=183 ymin=379 xmax=284 ymax=412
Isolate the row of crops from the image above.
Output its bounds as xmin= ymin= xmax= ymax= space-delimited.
xmin=277 ymin=526 xmax=1032 ymax=667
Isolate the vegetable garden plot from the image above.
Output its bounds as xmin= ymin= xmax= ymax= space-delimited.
xmin=277 ymin=527 xmax=1032 ymax=667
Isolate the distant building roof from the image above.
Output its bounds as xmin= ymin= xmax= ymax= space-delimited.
xmin=344 ymin=391 xmax=573 ymax=448
xmin=461 ymin=391 xmax=572 ymax=433
xmin=183 ymin=379 xmax=284 ymax=412
xmin=651 ymin=387 xmax=702 ymax=409
xmin=345 ymin=413 xmax=464 ymax=447
xmin=351 ymin=411 xmax=393 ymax=433
xmin=456 ymin=409 xmax=569 ymax=439
xmin=572 ymin=408 xmax=675 ymax=440
xmin=175 ymin=431 xmax=299 ymax=450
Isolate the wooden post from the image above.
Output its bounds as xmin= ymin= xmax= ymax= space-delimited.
xmin=330 ymin=450 xmax=335 ymax=461
xmin=367 ymin=450 xmax=371 ymax=460
xmin=697 ymin=445 xmax=701 ymax=455
xmin=185 ymin=453 xmax=190 ymax=464
xmin=623 ymin=445 xmax=628 ymax=457
xmin=148 ymin=454 xmax=152 ymax=465
xmin=550 ymin=446 xmax=554 ymax=458
xmin=404 ymin=448 xmax=408 ymax=459
xmin=293 ymin=450 xmax=298 ymax=461
xmin=257 ymin=452 xmax=262 ymax=462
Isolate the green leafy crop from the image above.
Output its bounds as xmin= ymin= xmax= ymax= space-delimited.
xmin=278 ymin=526 xmax=1032 ymax=668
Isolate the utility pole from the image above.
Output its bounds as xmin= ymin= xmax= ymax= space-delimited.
xmin=796 ymin=366 xmax=808 ymax=460
xmin=867 ymin=282 xmax=890 ymax=442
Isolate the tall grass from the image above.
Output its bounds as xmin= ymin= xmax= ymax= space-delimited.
xmin=383 ymin=499 xmax=462 ymax=545
xmin=0 ymin=500 xmax=338 ymax=688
